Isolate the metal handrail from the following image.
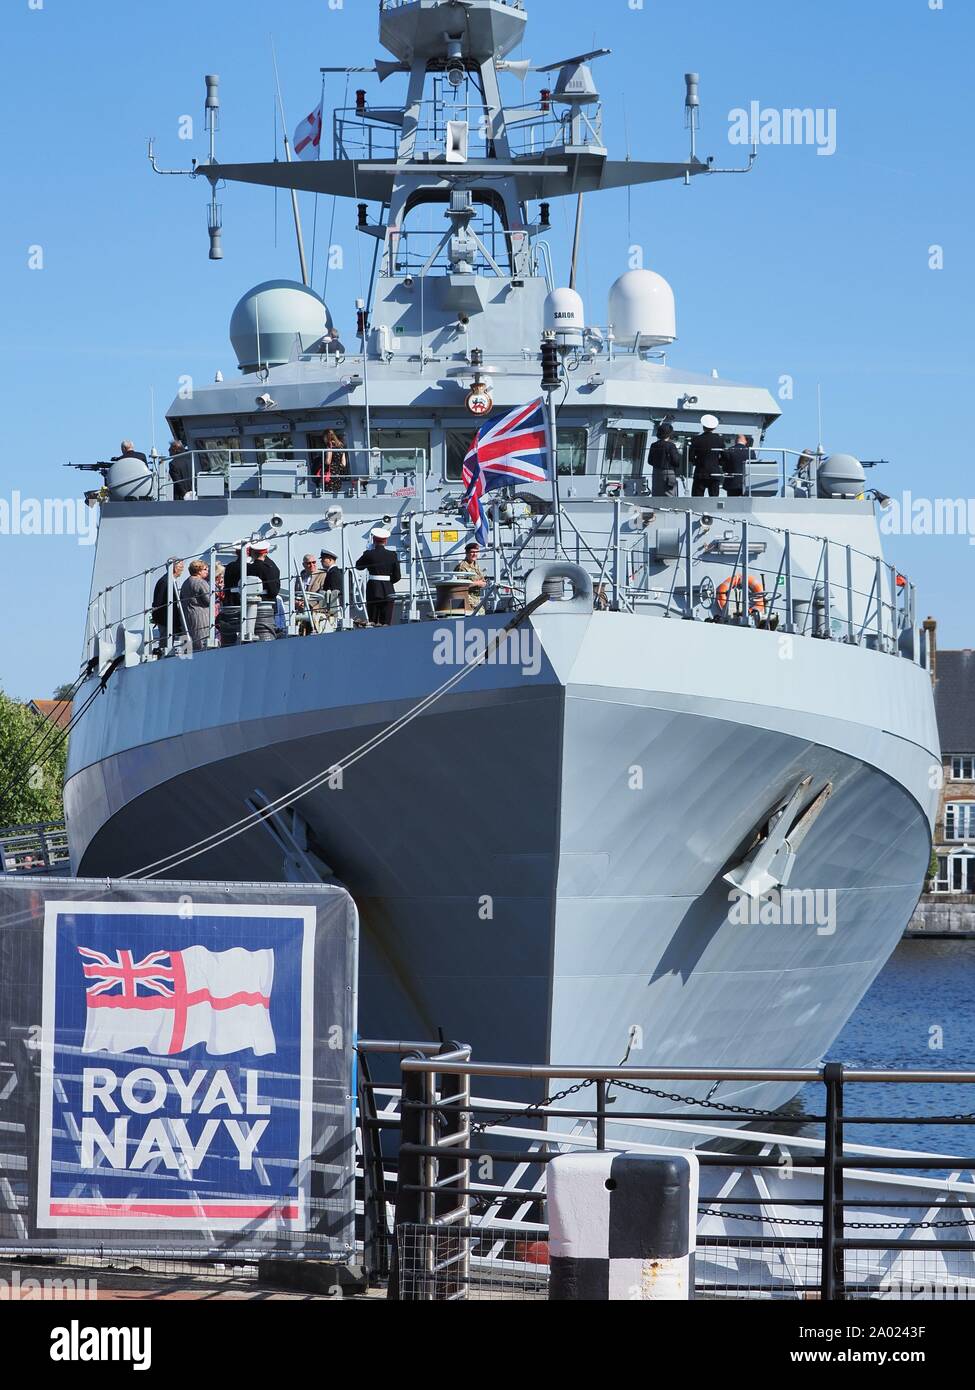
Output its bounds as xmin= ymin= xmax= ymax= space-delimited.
xmin=152 ymin=446 xmax=429 ymax=503
xmin=83 ymin=501 xmax=919 ymax=668
xmin=399 ymin=1060 xmax=975 ymax=1085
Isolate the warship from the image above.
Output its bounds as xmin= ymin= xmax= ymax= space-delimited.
xmin=64 ymin=0 xmax=939 ymax=1120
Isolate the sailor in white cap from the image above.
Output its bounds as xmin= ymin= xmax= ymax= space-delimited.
xmin=690 ymin=414 xmax=725 ymax=498
xmin=355 ymin=526 xmax=401 ymax=625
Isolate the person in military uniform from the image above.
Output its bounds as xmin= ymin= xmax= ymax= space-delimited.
xmin=355 ymin=527 xmax=401 ymax=625
xmin=690 ymin=414 xmax=725 ymax=497
xmin=454 ymin=542 xmax=487 ymax=614
xmin=648 ymin=421 xmax=681 ymax=497
xmin=223 ymin=542 xmax=281 ymax=602
xmin=723 ymin=433 xmax=751 ymax=497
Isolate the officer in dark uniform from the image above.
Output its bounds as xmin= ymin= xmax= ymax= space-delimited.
xmin=356 ymin=527 xmax=400 ymax=625
xmin=648 ymin=421 xmax=681 ymax=497
xmin=223 ymin=543 xmax=281 ymax=601
xmin=320 ymin=548 xmax=345 ymax=598
xmin=690 ymin=414 xmax=725 ymax=497
xmin=724 ymin=433 xmax=751 ymax=497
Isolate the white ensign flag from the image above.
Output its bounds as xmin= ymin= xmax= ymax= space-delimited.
xmin=294 ymin=101 xmax=323 ymax=160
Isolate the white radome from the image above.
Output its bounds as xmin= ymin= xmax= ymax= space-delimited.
xmin=608 ymin=269 xmax=677 ymax=347
xmin=544 ymin=287 xmax=586 ymax=349
xmin=230 ymin=280 xmax=333 ymax=373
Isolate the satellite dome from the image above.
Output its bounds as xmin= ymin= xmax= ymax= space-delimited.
xmin=608 ymin=269 xmax=676 ymax=348
xmin=544 ymin=287 xmax=585 ymax=349
xmin=817 ymin=453 xmax=866 ymax=499
xmin=230 ymin=280 xmax=332 ymax=373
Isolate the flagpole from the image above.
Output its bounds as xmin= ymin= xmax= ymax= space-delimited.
xmin=271 ymin=37 xmax=310 ymax=288
xmin=547 ymin=391 xmax=563 ymax=557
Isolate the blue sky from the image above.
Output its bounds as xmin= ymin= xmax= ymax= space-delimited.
xmin=1 ymin=0 xmax=972 ymax=697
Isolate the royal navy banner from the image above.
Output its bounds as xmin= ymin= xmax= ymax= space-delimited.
xmin=0 ymin=879 xmax=357 ymax=1257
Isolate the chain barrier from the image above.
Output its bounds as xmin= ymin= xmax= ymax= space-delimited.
xmin=470 ymin=1080 xmax=596 ymax=1136
xmin=472 ymin=1076 xmax=819 ymax=1135
xmin=700 ymin=1207 xmax=975 ymax=1230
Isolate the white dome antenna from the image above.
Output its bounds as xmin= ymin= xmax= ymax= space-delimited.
xmin=544 ymin=287 xmax=585 ymax=351
xmin=608 ymin=270 xmax=676 ymax=350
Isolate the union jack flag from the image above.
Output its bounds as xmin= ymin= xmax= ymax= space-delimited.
xmin=461 ymin=398 xmax=550 ymax=545
xmin=79 ymin=946 xmax=176 ymax=999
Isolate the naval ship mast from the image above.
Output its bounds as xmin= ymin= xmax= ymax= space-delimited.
xmin=169 ymin=0 xmax=754 ymax=379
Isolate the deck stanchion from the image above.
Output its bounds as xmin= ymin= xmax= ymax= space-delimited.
xmin=683 ymin=511 xmax=693 ymax=618
xmin=208 ymin=546 xmax=217 ymax=647
xmin=740 ymin=521 xmax=750 ymax=626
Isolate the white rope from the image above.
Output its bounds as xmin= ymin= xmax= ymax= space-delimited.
xmin=123 ymin=600 xmax=546 ymax=881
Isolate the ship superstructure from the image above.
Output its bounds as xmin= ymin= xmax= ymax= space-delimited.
xmin=64 ymin=0 xmax=939 ymax=1123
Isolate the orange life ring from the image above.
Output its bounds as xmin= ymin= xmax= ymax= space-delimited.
xmin=715 ymin=573 xmax=765 ymax=615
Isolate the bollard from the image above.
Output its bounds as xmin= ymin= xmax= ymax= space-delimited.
xmin=548 ymin=1152 xmax=697 ymax=1301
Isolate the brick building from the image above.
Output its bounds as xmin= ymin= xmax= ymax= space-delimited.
xmin=929 ymin=642 xmax=975 ymax=896
xmin=910 ymin=623 xmax=975 ymax=933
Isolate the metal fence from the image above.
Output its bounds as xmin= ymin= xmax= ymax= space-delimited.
xmin=356 ymin=1048 xmax=975 ymax=1302
xmin=0 ymin=822 xmax=70 ymax=875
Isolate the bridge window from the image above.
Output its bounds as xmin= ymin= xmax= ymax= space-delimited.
xmin=603 ymin=429 xmax=648 ymax=479
xmin=198 ymin=436 xmax=241 ymax=475
xmin=446 ymin=427 xmax=478 ymax=481
xmin=307 ymin=431 xmax=349 ymax=481
xmin=556 ymin=428 xmax=588 ymax=477
xmin=253 ymin=434 xmax=293 ymax=464
xmin=371 ymin=428 xmax=430 ymax=475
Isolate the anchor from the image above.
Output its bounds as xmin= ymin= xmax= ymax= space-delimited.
xmin=723 ymin=775 xmax=833 ymax=900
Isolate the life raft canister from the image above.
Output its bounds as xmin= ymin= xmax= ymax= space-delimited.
xmin=715 ymin=573 xmax=766 ymax=615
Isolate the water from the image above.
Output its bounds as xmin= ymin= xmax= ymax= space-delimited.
xmin=800 ymin=939 xmax=975 ymax=1157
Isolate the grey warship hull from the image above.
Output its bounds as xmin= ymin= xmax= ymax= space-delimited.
xmin=65 ymin=607 xmax=938 ymax=1118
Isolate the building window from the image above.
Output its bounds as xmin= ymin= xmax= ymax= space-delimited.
xmin=950 ymin=755 xmax=975 ymax=781
xmin=944 ymin=802 xmax=975 ymax=842
xmin=603 ymin=429 xmax=648 ymax=478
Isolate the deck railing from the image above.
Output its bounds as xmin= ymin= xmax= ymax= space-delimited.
xmin=82 ymin=502 xmax=921 ymax=673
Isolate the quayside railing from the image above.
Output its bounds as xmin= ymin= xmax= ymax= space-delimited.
xmin=0 ymin=821 xmax=70 ymax=875
xmin=354 ymin=1044 xmax=975 ymax=1302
